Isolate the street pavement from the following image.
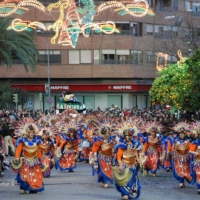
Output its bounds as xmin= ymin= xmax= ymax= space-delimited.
xmin=0 ymin=160 xmax=199 ymax=200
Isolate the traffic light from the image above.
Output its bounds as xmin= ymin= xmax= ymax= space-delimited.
xmin=39 ymin=93 xmax=43 ymax=103
xmin=13 ymin=93 xmax=18 ymax=104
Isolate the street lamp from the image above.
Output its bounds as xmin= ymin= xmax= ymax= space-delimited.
xmin=37 ymin=29 xmax=51 ymax=111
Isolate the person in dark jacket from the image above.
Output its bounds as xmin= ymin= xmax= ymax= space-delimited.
xmin=2 ymin=123 xmax=15 ymax=156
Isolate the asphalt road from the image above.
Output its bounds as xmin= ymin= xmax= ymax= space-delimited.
xmin=0 ymin=160 xmax=199 ymax=200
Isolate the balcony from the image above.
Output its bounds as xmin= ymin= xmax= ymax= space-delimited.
xmin=154 ymin=32 xmax=177 ymax=39
xmin=93 ymin=59 xmax=142 ymax=65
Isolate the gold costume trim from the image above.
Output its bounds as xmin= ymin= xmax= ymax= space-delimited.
xmin=101 ymin=143 xmax=113 ymax=156
xmin=23 ymin=145 xmax=38 ymax=158
xmin=122 ymin=149 xmax=137 ymax=165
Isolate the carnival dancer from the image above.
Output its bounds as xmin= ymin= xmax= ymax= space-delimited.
xmin=188 ymin=122 xmax=200 ymax=193
xmin=56 ymin=122 xmax=79 ymax=172
xmin=160 ymin=132 xmax=172 ymax=172
xmin=11 ymin=121 xmax=46 ymax=194
xmin=113 ymin=125 xmax=142 ymax=200
xmin=142 ymin=123 xmax=162 ymax=177
xmin=170 ymin=123 xmax=193 ymax=188
xmin=80 ymin=121 xmax=95 ymax=163
xmin=90 ymin=124 xmax=114 ymax=188
xmin=39 ymin=129 xmax=55 ymax=177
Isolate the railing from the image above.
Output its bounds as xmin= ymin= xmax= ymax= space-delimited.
xmin=155 ymin=6 xmax=175 ymax=12
xmin=93 ymin=59 xmax=142 ymax=65
xmin=154 ymin=32 xmax=177 ymax=39
xmin=92 ymin=30 xmax=142 ymax=36
xmin=192 ymin=11 xmax=200 ymax=17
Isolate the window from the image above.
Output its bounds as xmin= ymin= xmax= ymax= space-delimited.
xmin=80 ymin=50 xmax=91 ymax=63
xmin=108 ymin=95 xmax=122 ymax=109
xmin=69 ymin=50 xmax=91 ymax=64
xmin=102 ymin=49 xmax=115 ymax=64
xmin=116 ymin=50 xmax=130 ymax=64
xmin=94 ymin=50 xmax=100 ymax=64
xmin=115 ymin=21 xmax=129 ymax=35
xmin=146 ymin=24 xmax=153 ymax=35
xmin=130 ymin=22 xmax=142 ymax=36
xmin=147 ymin=0 xmax=153 ymax=7
xmin=69 ymin=50 xmax=79 ymax=64
xmin=131 ymin=50 xmax=143 ymax=64
xmin=12 ymin=50 xmax=23 ymax=64
xmin=163 ymin=0 xmax=171 ymax=7
xmin=38 ymin=50 xmax=61 ymax=64
xmin=84 ymin=96 xmax=95 ymax=110
xmin=144 ymin=95 xmax=149 ymax=108
xmin=146 ymin=51 xmax=154 ymax=63
xmin=39 ymin=0 xmax=57 ymax=4
xmin=133 ymin=95 xmax=137 ymax=107
xmin=185 ymin=1 xmax=191 ymax=11
xmin=168 ymin=55 xmax=177 ymax=63
xmin=75 ymin=95 xmax=95 ymax=110
xmin=192 ymin=2 xmax=200 ymax=15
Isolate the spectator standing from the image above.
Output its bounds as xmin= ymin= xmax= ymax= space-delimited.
xmin=2 ymin=122 xmax=15 ymax=156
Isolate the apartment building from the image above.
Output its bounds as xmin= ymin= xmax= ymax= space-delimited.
xmin=1 ymin=0 xmax=200 ymax=111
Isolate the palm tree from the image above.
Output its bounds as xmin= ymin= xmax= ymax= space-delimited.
xmin=0 ymin=81 xmax=13 ymax=109
xmin=0 ymin=17 xmax=38 ymax=72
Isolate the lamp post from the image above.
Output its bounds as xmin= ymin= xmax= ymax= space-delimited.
xmin=37 ymin=29 xmax=51 ymax=111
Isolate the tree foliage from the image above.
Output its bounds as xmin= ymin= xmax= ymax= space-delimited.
xmin=149 ymin=49 xmax=200 ymax=112
xmin=0 ymin=81 xmax=28 ymax=109
xmin=0 ymin=17 xmax=38 ymax=72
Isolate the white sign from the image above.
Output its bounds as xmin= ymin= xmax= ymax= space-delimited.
xmin=112 ymin=86 xmax=132 ymax=90
xmin=50 ymin=86 xmax=69 ymax=90
xmin=28 ymin=102 xmax=33 ymax=108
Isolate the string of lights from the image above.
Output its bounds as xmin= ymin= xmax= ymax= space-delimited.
xmin=1 ymin=0 xmax=154 ymax=48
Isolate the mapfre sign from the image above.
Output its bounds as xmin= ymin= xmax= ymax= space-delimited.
xmin=50 ymin=86 xmax=69 ymax=90
xmin=112 ymin=86 xmax=132 ymax=90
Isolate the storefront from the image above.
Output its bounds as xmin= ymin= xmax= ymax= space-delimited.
xmin=11 ymin=84 xmax=152 ymax=111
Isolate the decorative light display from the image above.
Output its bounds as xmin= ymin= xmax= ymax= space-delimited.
xmin=0 ymin=0 xmax=46 ymax=17
xmin=156 ymin=52 xmax=168 ymax=71
xmin=97 ymin=0 xmax=155 ymax=17
xmin=4 ymin=0 xmax=155 ymax=48
xmin=46 ymin=0 xmax=154 ymax=48
xmin=7 ymin=18 xmax=46 ymax=32
xmin=177 ymin=50 xmax=183 ymax=60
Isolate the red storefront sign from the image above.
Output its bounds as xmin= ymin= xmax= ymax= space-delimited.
xmin=11 ymin=84 xmax=151 ymax=92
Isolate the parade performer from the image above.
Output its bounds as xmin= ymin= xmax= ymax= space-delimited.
xmin=11 ymin=120 xmax=46 ymax=194
xmin=80 ymin=120 xmax=95 ymax=162
xmin=113 ymin=125 xmax=142 ymax=200
xmin=189 ymin=122 xmax=200 ymax=193
xmin=39 ymin=128 xmax=55 ymax=177
xmin=160 ymin=132 xmax=173 ymax=172
xmin=90 ymin=123 xmax=114 ymax=188
xmin=170 ymin=123 xmax=192 ymax=188
xmin=142 ymin=123 xmax=162 ymax=177
xmin=56 ymin=122 xmax=79 ymax=172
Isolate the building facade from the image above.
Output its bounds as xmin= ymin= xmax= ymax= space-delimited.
xmin=1 ymin=0 xmax=200 ymax=110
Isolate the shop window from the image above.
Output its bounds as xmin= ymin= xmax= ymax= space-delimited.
xmin=108 ymin=95 xmax=122 ymax=109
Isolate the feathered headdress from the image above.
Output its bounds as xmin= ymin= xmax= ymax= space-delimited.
xmin=39 ymin=126 xmax=58 ymax=137
xmin=21 ymin=123 xmax=40 ymax=136
xmin=145 ymin=122 xmax=162 ymax=134
xmin=14 ymin=117 xmax=35 ymax=137
xmin=112 ymin=116 xmax=140 ymax=136
xmin=59 ymin=121 xmax=78 ymax=135
xmin=97 ymin=123 xmax=112 ymax=137
xmin=38 ymin=116 xmax=48 ymax=127
xmin=190 ymin=122 xmax=200 ymax=137
xmin=173 ymin=122 xmax=189 ymax=134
